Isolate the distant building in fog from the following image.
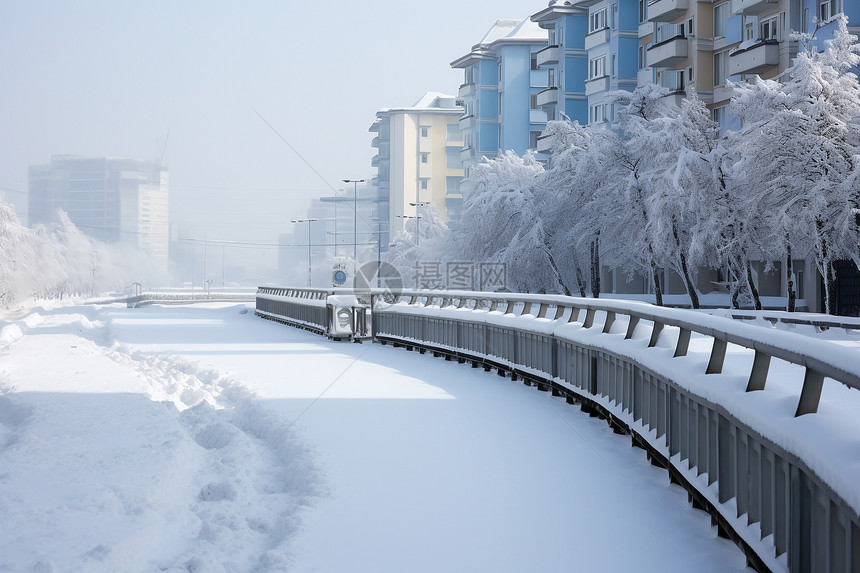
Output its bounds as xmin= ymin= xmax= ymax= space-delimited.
xmin=28 ymin=155 xmax=169 ymax=271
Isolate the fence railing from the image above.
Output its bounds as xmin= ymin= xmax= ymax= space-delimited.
xmin=259 ymin=287 xmax=860 ymax=573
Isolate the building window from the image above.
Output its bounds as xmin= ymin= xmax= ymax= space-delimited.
xmin=612 ymin=3 xmax=619 ymax=30
xmin=589 ymin=56 xmax=606 ymax=79
xmin=548 ymin=67 xmax=556 ymax=87
xmin=639 ymin=44 xmax=647 ymax=70
xmin=639 ymin=0 xmax=647 ymax=23
xmin=611 ymin=54 xmax=617 ymax=78
xmin=420 ymin=126 xmax=429 ymax=137
xmin=420 ymin=179 xmax=429 ymax=190
xmin=531 ymin=52 xmax=539 ymax=70
xmin=558 ymin=27 xmax=564 ymax=46
xmin=446 ymin=176 xmax=461 ymax=197
xmin=446 ymin=147 xmax=461 ymax=169
xmin=714 ymin=51 xmax=728 ymax=86
xmin=420 ymin=153 xmax=429 ymax=164
xmin=745 ymin=21 xmax=755 ymax=41
xmin=714 ymin=2 xmax=729 ymax=38
xmin=820 ymin=0 xmax=842 ymax=21
xmin=446 ymin=124 xmax=460 ymax=142
xmin=590 ymin=8 xmax=607 ymax=32
xmin=589 ymin=104 xmax=605 ymax=124
xmin=760 ymin=15 xmax=780 ymax=41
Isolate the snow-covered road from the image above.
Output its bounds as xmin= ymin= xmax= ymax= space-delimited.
xmin=0 ymin=302 xmax=751 ymax=572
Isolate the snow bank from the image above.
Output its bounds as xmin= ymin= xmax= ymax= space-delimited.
xmin=0 ymin=305 xmax=317 ymax=572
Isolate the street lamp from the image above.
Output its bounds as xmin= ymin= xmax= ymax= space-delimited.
xmin=343 ymin=179 xmax=365 ymax=261
xmin=409 ymin=201 xmax=430 ymax=247
xmin=396 ymin=214 xmax=422 ymax=247
xmin=291 ymin=218 xmax=318 ymax=287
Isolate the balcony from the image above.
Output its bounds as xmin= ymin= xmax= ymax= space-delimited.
xmin=729 ymin=40 xmax=779 ymax=75
xmin=460 ymin=146 xmax=474 ymax=163
xmin=536 ymin=132 xmax=555 ymax=153
xmin=536 ymin=45 xmax=559 ymax=67
xmin=530 ymin=109 xmax=548 ymax=124
xmin=647 ymin=35 xmax=688 ymax=68
xmin=371 ymin=154 xmax=379 ymax=168
xmin=733 ymin=0 xmax=778 ymax=15
xmin=585 ymin=27 xmax=610 ymax=51
xmin=535 ymin=87 xmax=558 ymax=108
xmin=371 ymin=136 xmax=380 ymax=148
xmin=585 ymin=75 xmax=611 ymax=97
xmin=458 ymin=82 xmax=475 ymax=99
xmin=637 ymin=67 xmax=655 ymax=85
xmin=663 ymin=90 xmax=686 ymax=108
xmin=713 ymin=85 xmax=734 ymax=104
xmin=646 ymin=0 xmax=689 ymax=22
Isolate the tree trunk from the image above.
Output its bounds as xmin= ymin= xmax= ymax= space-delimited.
xmin=651 ymin=262 xmax=663 ymax=307
xmin=678 ymin=251 xmax=699 ymax=309
xmin=745 ymin=261 xmax=762 ymax=311
xmin=823 ymin=262 xmax=835 ymax=315
xmin=544 ymin=246 xmax=570 ymax=296
xmin=728 ymin=262 xmax=740 ymax=309
xmin=590 ymin=236 xmax=601 ymax=298
xmin=669 ymin=222 xmax=699 ymax=309
xmin=785 ymin=243 xmax=796 ymax=313
xmin=574 ymin=264 xmax=587 ymax=298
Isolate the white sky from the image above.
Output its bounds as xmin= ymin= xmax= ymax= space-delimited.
xmin=0 ymin=1 xmax=546 ymax=252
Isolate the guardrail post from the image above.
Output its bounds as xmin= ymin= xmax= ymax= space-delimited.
xmin=504 ymin=301 xmax=515 ymax=314
xmin=648 ymin=321 xmax=664 ymax=348
xmin=583 ymin=308 xmax=596 ymax=329
xmin=489 ymin=300 xmax=499 ymax=312
xmin=602 ymin=311 xmax=615 ymax=334
xmin=795 ymin=369 xmax=825 ymax=416
xmin=706 ymin=338 xmax=727 ymax=374
xmin=537 ymin=303 xmax=549 ymax=319
xmin=568 ymin=307 xmax=580 ymax=323
xmin=746 ymin=351 xmax=771 ymax=392
xmin=624 ymin=316 xmax=639 ymax=339
xmin=554 ymin=306 xmax=566 ymax=320
xmin=674 ymin=328 xmax=691 ymax=358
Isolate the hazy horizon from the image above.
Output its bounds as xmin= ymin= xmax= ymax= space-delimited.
xmin=1 ymin=1 xmax=546 ymax=281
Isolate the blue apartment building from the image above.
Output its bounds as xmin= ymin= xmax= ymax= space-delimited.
xmin=451 ymin=18 xmax=549 ymax=180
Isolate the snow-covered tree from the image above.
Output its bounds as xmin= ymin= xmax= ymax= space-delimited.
xmin=541 ymin=119 xmax=613 ymax=297
xmin=600 ymin=84 xmax=677 ymax=306
xmin=384 ymin=204 xmax=449 ymax=288
xmin=732 ymin=15 xmax=860 ymax=313
xmin=453 ymin=151 xmax=567 ymax=294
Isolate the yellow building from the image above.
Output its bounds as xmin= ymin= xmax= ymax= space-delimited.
xmin=369 ymin=92 xmax=465 ymax=242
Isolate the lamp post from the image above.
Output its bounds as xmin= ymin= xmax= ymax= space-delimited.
xmin=291 ymin=218 xmax=318 ymax=287
xmin=408 ymin=201 xmax=430 ymax=247
xmin=396 ymin=214 xmax=421 ymax=247
xmin=343 ymin=179 xmax=365 ymax=261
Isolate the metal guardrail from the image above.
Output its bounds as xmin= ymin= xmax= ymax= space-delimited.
xmin=125 ymin=292 xmax=255 ymax=307
xmin=258 ymin=287 xmax=860 ymax=573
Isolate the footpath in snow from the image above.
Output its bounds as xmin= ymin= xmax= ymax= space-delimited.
xmin=1 ymin=302 xmax=752 ymax=572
